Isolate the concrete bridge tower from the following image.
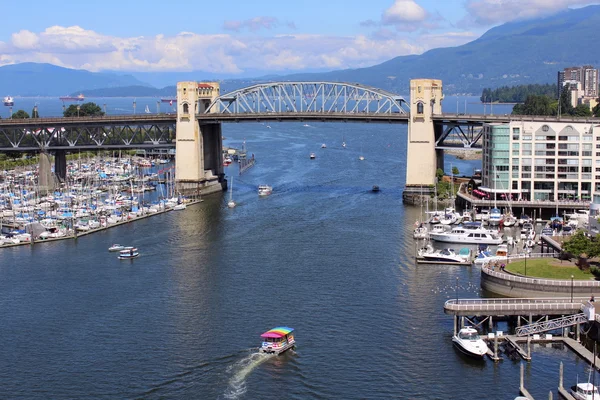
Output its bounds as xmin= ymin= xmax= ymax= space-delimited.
xmin=403 ymin=79 xmax=444 ymax=202
xmin=175 ymin=81 xmax=225 ymax=196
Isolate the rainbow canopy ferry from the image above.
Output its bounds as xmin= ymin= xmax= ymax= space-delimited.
xmin=260 ymin=327 xmax=295 ymax=355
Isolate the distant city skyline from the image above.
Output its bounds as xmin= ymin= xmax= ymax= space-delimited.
xmin=0 ymin=0 xmax=599 ymax=75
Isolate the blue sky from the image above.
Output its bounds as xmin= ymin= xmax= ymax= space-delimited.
xmin=0 ymin=0 xmax=598 ymax=75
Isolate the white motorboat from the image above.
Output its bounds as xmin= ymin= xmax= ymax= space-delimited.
xmin=429 ymin=226 xmax=503 ymax=245
xmin=503 ymin=213 xmax=517 ymax=227
xmin=452 ymin=327 xmax=489 ymax=358
xmin=473 ymin=248 xmax=496 ymax=266
xmin=571 ymin=383 xmax=600 ymax=400
xmin=173 ymin=203 xmax=187 ymax=211
xmin=310 ymin=152 xmax=316 ymax=159
xmin=118 ymin=248 xmax=139 ymax=260
xmin=520 ymin=222 xmax=535 ymax=240
xmin=321 ymin=143 xmax=327 ymax=148
xmin=3 ymin=96 xmax=14 ymax=106
xmin=461 ymin=210 xmax=472 ymax=223
xmin=258 ymin=185 xmax=273 ymax=197
xmin=417 ymin=244 xmax=471 ymax=265
xmin=227 ymin=175 xmax=236 ymax=208
xmin=518 ymin=214 xmax=532 ymax=227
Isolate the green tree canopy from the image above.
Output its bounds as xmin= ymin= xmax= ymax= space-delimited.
xmin=562 ymin=231 xmax=599 ymax=257
xmin=451 ymin=166 xmax=459 ymax=176
xmin=571 ymin=103 xmax=593 ymax=117
xmin=481 ymin=84 xmax=557 ymax=103
xmin=63 ymin=102 xmax=105 ymax=117
xmin=512 ymin=95 xmax=555 ymax=116
xmin=558 ymin=84 xmax=574 ymax=116
xmin=11 ymin=110 xmax=30 ymax=119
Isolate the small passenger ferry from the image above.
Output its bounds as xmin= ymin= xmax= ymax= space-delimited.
xmin=118 ymin=248 xmax=139 ymax=260
xmin=260 ymin=326 xmax=295 ymax=355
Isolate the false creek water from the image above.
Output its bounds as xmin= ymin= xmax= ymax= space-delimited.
xmin=0 ymin=97 xmax=594 ymax=399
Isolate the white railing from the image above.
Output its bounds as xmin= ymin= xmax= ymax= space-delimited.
xmin=481 ymin=264 xmax=600 ymax=288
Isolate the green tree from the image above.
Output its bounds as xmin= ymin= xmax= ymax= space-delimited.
xmin=31 ymin=107 xmax=39 ymax=118
xmin=558 ymin=84 xmax=574 ymax=116
xmin=436 ymin=168 xmax=444 ymax=181
xmin=571 ymin=103 xmax=593 ymax=117
xmin=11 ymin=110 xmax=30 ymax=119
xmin=512 ymin=95 xmax=555 ymax=116
xmin=451 ymin=166 xmax=459 ymax=176
xmin=563 ymin=230 xmax=593 ymax=269
xmin=63 ymin=102 xmax=104 ymax=117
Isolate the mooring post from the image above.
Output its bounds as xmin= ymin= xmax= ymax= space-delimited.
xmin=577 ymin=321 xmax=581 ymax=342
xmin=559 ymin=361 xmax=563 ymax=389
xmin=527 ymin=335 xmax=531 ymax=360
xmin=549 ymin=391 xmax=553 ymax=400
xmin=461 ymin=316 xmax=464 ymax=329
xmin=494 ymin=334 xmax=499 ymax=361
xmin=520 ymin=363 xmax=524 ymax=390
xmin=489 ymin=316 xmax=493 ymax=331
xmin=454 ymin=315 xmax=457 ymax=336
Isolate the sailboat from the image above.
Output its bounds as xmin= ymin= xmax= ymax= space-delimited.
xmin=227 ymin=176 xmax=236 ymax=208
xmin=144 ymin=105 xmax=151 ymax=114
xmin=358 ymin=143 xmax=365 ymax=161
xmin=488 ymin=166 xmax=503 ymax=226
xmin=413 ymin=185 xmax=429 ymax=240
xmin=342 ymin=135 xmax=346 ymax=148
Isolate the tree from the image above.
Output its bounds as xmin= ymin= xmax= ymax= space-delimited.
xmin=436 ymin=168 xmax=444 ymax=181
xmin=558 ymin=84 xmax=574 ymax=116
xmin=31 ymin=107 xmax=39 ymax=118
xmin=512 ymin=95 xmax=555 ymax=116
xmin=451 ymin=166 xmax=459 ymax=176
xmin=572 ymin=103 xmax=592 ymax=117
xmin=63 ymin=102 xmax=104 ymax=117
xmin=563 ymin=230 xmax=594 ymax=270
xmin=11 ymin=110 xmax=30 ymax=119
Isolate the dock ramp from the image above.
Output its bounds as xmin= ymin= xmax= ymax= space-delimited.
xmin=515 ymin=313 xmax=588 ymax=337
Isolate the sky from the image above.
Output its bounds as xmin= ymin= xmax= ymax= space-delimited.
xmin=0 ymin=0 xmax=599 ymax=75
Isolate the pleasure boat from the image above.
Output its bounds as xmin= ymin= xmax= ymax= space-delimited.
xmin=461 ymin=210 xmax=472 ymax=223
xmin=371 ymin=185 xmax=380 ymax=193
xmin=321 ymin=143 xmax=327 ymax=148
xmin=118 ymin=248 xmax=139 ymax=259
xmin=571 ymin=382 xmax=600 ymax=400
xmin=310 ymin=153 xmax=316 ymax=159
xmin=173 ymin=203 xmax=187 ymax=211
xmin=503 ymin=213 xmax=517 ymax=227
xmin=260 ymin=327 xmax=295 ymax=355
xmin=452 ymin=327 xmax=489 ymax=358
xmin=473 ymin=248 xmax=496 ymax=266
xmin=518 ymin=214 xmax=532 ymax=227
xmin=429 ymin=226 xmax=503 ymax=245
xmin=520 ymin=222 xmax=535 ymax=240
xmin=413 ymin=222 xmax=428 ymax=240
xmin=550 ymin=215 xmax=563 ymax=231
xmin=108 ymin=244 xmax=133 ymax=252
xmin=258 ymin=185 xmax=273 ymax=196
xmin=3 ymin=96 xmax=14 ymax=106
xmin=488 ymin=208 xmax=503 ymax=226
xmin=416 ymin=244 xmax=472 ymax=265
xmin=439 ymin=210 xmax=458 ymax=225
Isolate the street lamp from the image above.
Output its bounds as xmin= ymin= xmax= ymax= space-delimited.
xmin=571 ymin=275 xmax=574 ymax=302
xmin=524 ymin=251 xmax=527 ymax=277
xmin=157 ymin=100 xmax=160 ymax=114
xmin=76 ymin=104 xmax=80 ymax=117
xmin=133 ymin=100 xmax=136 ymax=115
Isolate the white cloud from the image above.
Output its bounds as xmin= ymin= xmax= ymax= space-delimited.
xmin=465 ymin=0 xmax=598 ymax=25
xmin=0 ymin=24 xmax=478 ymax=74
xmin=382 ymin=0 xmax=427 ymax=24
xmin=223 ymin=16 xmax=281 ymax=32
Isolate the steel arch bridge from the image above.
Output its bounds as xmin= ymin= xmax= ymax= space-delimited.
xmin=205 ymin=82 xmax=409 ymax=116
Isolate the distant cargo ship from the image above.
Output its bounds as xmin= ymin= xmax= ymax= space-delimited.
xmin=59 ymin=94 xmax=85 ymax=102
xmin=3 ymin=96 xmax=14 ymax=106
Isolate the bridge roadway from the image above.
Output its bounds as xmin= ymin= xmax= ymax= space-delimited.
xmin=444 ymin=298 xmax=587 ymax=317
xmin=1 ymin=112 xmax=600 ymax=127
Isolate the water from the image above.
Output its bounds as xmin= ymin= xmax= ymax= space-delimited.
xmin=0 ymin=121 xmax=592 ymax=399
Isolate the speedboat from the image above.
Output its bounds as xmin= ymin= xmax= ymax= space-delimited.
xmin=118 ymin=248 xmax=139 ymax=259
xmin=260 ymin=327 xmax=295 ymax=355
xmin=518 ymin=214 xmax=532 ymax=226
xmin=258 ymin=185 xmax=273 ymax=196
xmin=571 ymin=382 xmax=600 ymax=400
xmin=321 ymin=143 xmax=327 ymax=148
xmin=108 ymin=244 xmax=133 ymax=252
xmin=310 ymin=153 xmax=316 ymax=159
xmin=452 ymin=327 xmax=489 ymax=358
xmin=173 ymin=203 xmax=186 ymax=211
xmin=503 ymin=213 xmax=517 ymax=227
xmin=429 ymin=226 xmax=503 ymax=245
xmin=473 ymin=248 xmax=496 ymax=266
xmin=417 ymin=244 xmax=471 ymax=265
xmin=371 ymin=185 xmax=380 ymax=193
xmin=520 ymin=222 xmax=535 ymax=240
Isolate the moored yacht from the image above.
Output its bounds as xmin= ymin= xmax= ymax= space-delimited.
xmin=258 ymin=185 xmax=273 ymax=196
xmin=413 ymin=222 xmax=428 ymax=240
xmin=488 ymin=208 xmax=503 ymax=226
xmin=452 ymin=327 xmax=489 ymax=358
xmin=417 ymin=244 xmax=471 ymax=265
xmin=571 ymin=383 xmax=600 ymax=400
xmin=429 ymin=226 xmax=503 ymax=245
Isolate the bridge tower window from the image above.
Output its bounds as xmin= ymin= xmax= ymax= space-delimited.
xmin=183 ymin=103 xmax=189 ymax=114
xmin=416 ymin=102 xmax=424 ymax=114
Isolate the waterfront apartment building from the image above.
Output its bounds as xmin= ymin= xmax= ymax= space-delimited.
xmin=481 ymin=121 xmax=600 ymax=203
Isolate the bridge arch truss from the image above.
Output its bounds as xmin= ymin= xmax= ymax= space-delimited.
xmin=207 ymin=82 xmax=409 ymax=116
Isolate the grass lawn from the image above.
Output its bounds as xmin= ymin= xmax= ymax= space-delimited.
xmin=505 ymin=258 xmax=596 ymax=280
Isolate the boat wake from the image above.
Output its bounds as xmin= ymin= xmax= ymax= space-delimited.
xmin=223 ymin=351 xmax=274 ymax=399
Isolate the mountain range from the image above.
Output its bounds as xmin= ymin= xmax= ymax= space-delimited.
xmin=2 ymin=5 xmax=600 ymax=97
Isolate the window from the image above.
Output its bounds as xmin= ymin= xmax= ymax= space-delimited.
xmin=542 ymin=125 xmax=549 ymax=132
xmin=417 ymin=102 xmax=424 ymax=114
xmin=183 ymin=103 xmax=189 ymax=114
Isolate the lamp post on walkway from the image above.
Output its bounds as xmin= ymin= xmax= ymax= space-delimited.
xmin=571 ymin=275 xmax=574 ymax=302
xmin=524 ymin=251 xmax=527 ymax=277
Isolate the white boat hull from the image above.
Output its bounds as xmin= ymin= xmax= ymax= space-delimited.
xmin=429 ymin=233 xmax=503 ymax=245
xmin=260 ymin=339 xmax=295 ymax=355
xmin=452 ymin=336 xmax=488 ymax=358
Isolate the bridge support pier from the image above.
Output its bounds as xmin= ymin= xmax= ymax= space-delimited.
xmin=38 ymin=151 xmax=55 ymax=195
xmin=403 ymin=79 xmax=444 ymax=204
xmin=54 ymin=150 xmax=67 ymax=182
xmin=175 ymin=82 xmax=226 ymax=197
